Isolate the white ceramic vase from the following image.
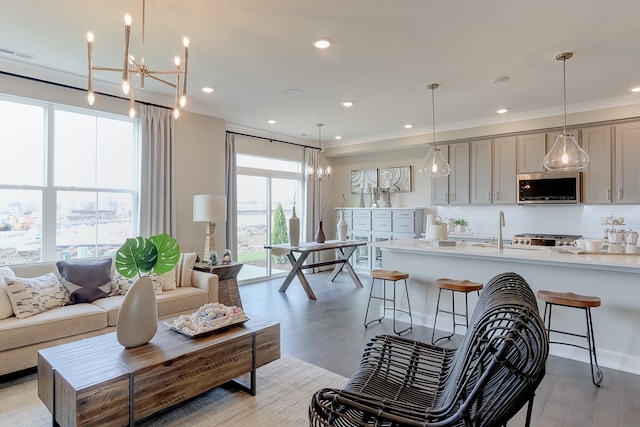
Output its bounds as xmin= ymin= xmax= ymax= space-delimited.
xmin=116 ymin=276 xmax=158 ymax=348
xmin=337 ymin=210 xmax=348 ymax=241
xmin=289 ymin=206 xmax=300 ymax=247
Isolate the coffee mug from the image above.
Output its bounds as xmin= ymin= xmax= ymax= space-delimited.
xmin=573 ymin=239 xmax=586 ymax=250
xmin=584 ymin=239 xmax=604 ymax=252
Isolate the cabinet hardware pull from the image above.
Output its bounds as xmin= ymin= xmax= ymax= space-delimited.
xmin=618 ymin=189 xmax=623 ymax=200
xmin=606 ymin=189 xmax=611 ymax=201
xmin=488 ymin=192 xmax=491 ymax=202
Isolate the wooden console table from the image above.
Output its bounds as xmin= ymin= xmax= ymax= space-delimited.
xmin=194 ymin=261 xmax=243 ymax=308
xmin=38 ymin=317 xmax=280 ymax=426
xmin=264 ymin=240 xmax=367 ymax=300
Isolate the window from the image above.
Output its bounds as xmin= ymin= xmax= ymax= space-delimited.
xmin=0 ymin=96 xmax=138 ymax=265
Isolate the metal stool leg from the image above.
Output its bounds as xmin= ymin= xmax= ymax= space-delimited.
xmin=586 ymin=307 xmax=603 ymax=387
xmin=392 ymin=278 xmax=412 ymax=335
xmin=364 ymin=277 xmax=382 ymax=327
xmin=431 ymin=288 xmax=444 ymax=344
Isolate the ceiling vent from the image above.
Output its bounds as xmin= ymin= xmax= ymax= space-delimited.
xmin=0 ymin=46 xmax=36 ymax=60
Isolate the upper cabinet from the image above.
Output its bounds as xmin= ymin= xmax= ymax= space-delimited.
xmin=614 ymin=122 xmax=640 ymax=203
xmin=431 ymin=143 xmax=470 ymax=205
xmin=517 ymin=133 xmax=547 ymax=173
xmin=581 ymin=126 xmax=613 ymax=204
xmin=470 ymin=137 xmax=516 ymax=205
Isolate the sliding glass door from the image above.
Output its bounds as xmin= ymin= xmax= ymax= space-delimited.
xmin=236 ymin=155 xmax=302 ymax=283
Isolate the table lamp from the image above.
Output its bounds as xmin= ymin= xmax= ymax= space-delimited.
xmin=193 ymin=194 xmax=226 ymax=261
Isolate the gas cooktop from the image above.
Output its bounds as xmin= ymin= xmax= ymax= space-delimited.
xmin=512 ymin=233 xmax=583 ymax=246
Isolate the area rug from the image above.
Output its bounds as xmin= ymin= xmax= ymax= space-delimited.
xmin=0 ymin=355 xmax=348 ymax=426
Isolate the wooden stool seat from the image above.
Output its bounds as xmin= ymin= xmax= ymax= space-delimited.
xmin=371 ymin=269 xmax=409 ymax=281
xmin=436 ymin=278 xmax=484 ymax=293
xmin=431 ymin=278 xmax=483 ymax=345
xmin=537 ymin=289 xmax=603 ymax=387
xmin=537 ymin=290 xmax=601 ymax=308
xmin=364 ymin=270 xmax=412 ymax=335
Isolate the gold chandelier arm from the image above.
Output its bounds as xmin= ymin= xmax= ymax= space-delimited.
xmin=91 ymin=66 xmax=126 ymax=72
xmin=145 ymin=73 xmax=178 ymax=88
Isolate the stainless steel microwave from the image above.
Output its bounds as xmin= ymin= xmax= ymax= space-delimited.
xmin=517 ymin=172 xmax=581 ymax=204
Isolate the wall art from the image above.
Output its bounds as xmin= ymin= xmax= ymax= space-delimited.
xmin=380 ymin=166 xmax=412 ymax=192
xmin=351 ymin=169 xmax=378 ymax=193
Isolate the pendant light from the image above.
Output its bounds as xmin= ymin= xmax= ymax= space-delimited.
xmin=419 ymin=83 xmax=451 ymax=178
xmin=307 ymin=123 xmax=332 ymax=182
xmin=543 ymin=52 xmax=590 ymax=171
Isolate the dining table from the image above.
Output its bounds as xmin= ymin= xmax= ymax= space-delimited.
xmin=264 ymin=239 xmax=367 ymax=300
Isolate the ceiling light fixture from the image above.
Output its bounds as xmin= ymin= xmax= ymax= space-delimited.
xmin=543 ymin=52 xmax=590 ymax=171
xmin=341 ymin=101 xmax=354 ymax=107
xmin=201 ymin=87 xmax=214 ymax=93
xmin=631 ymin=86 xmax=640 ymax=93
xmin=419 ymin=83 xmax=451 ymax=178
xmin=314 ymin=38 xmax=332 ymax=49
xmin=497 ymin=108 xmax=508 ymax=114
xmin=86 ymin=0 xmax=189 ymax=119
xmin=267 ymin=119 xmax=277 ymax=124
xmin=334 ymin=135 xmax=342 ymax=140
xmin=307 ymin=123 xmax=332 ymax=182
xmin=404 ymin=124 xmax=413 ymax=129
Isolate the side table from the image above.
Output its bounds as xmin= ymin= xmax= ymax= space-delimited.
xmin=194 ymin=261 xmax=244 ymax=308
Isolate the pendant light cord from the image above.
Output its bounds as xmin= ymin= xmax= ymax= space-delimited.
xmin=431 ymin=86 xmax=436 ymax=148
xmin=562 ymin=56 xmax=567 ymax=133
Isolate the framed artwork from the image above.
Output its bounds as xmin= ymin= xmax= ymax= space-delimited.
xmin=380 ymin=166 xmax=412 ymax=192
xmin=351 ymin=169 xmax=378 ymax=193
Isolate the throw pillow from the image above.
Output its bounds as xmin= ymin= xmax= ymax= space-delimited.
xmin=111 ymin=272 xmax=163 ymax=296
xmin=161 ymin=269 xmax=177 ymax=291
xmin=175 ymin=252 xmax=197 ymax=287
xmin=5 ymin=273 xmax=68 ymax=319
xmin=57 ymin=259 xmax=113 ymax=304
xmin=0 ymin=266 xmax=16 ymax=319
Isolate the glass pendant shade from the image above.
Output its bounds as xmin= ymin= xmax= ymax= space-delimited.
xmin=419 ymin=83 xmax=451 ymax=178
xmin=420 ymin=146 xmax=451 ymax=177
xmin=543 ymin=131 xmax=590 ymax=171
xmin=544 ymin=52 xmax=589 ymax=171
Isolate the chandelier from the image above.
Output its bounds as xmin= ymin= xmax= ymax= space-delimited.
xmin=543 ymin=52 xmax=590 ymax=171
xmin=86 ymin=0 xmax=189 ymax=119
xmin=419 ymin=83 xmax=451 ymax=178
xmin=307 ymin=123 xmax=332 ymax=182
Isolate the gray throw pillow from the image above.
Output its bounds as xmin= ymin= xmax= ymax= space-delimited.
xmin=57 ymin=258 xmax=112 ymax=304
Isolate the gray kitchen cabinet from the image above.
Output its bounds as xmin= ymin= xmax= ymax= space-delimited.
xmin=431 ymin=143 xmax=470 ymax=205
xmin=470 ymin=137 xmax=516 ymax=205
xmin=517 ymin=133 xmax=547 ymax=173
xmin=581 ymin=126 xmax=613 ymax=204
xmin=614 ymin=122 xmax=640 ymax=203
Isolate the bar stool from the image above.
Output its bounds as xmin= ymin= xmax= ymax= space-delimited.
xmin=537 ymin=290 xmax=603 ymax=387
xmin=364 ymin=269 xmax=412 ymax=335
xmin=431 ymin=278 xmax=483 ymax=345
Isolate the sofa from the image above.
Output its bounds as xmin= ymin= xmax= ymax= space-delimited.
xmin=0 ymin=254 xmax=219 ymax=377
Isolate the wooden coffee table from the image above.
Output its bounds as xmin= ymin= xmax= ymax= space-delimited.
xmin=37 ymin=317 xmax=280 ymax=426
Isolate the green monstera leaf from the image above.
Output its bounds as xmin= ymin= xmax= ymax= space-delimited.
xmin=115 ymin=233 xmax=181 ymax=278
xmin=115 ymin=236 xmax=158 ymax=279
xmin=149 ymin=233 xmax=181 ymax=275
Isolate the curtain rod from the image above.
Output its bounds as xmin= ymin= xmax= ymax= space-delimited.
xmin=0 ymin=70 xmax=171 ymax=110
xmin=227 ymin=130 xmax=319 ymax=150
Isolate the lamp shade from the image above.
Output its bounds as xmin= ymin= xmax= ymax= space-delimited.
xmin=193 ymin=194 xmax=226 ymax=223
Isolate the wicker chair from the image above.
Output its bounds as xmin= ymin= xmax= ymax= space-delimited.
xmin=309 ymin=272 xmax=549 ymax=427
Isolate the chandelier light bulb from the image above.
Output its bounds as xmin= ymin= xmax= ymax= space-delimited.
xmin=179 ymin=95 xmax=186 ymax=108
xmin=173 ymin=108 xmax=180 ymax=119
xmin=87 ymin=92 xmax=95 ymax=106
xmin=124 ymin=14 xmax=132 ymax=26
xmin=183 ymin=37 xmax=190 ymax=48
xmin=129 ymin=107 xmax=136 ymax=119
xmin=174 ymin=56 xmax=180 ymax=66
xmin=87 ymin=32 xmax=94 ymax=43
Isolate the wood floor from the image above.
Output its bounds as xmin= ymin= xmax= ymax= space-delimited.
xmin=239 ymin=269 xmax=640 ymax=427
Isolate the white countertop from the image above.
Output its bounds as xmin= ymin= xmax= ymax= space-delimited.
xmin=371 ymin=239 xmax=640 ymax=273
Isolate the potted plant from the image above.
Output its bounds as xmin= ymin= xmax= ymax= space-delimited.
xmin=114 ymin=233 xmax=181 ymax=348
xmin=454 ymin=219 xmax=468 ymax=233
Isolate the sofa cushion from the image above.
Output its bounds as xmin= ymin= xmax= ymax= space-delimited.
xmin=111 ymin=273 xmax=163 ymax=296
xmin=5 ymin=273 xmax=69 ymax=319
xmin=57 ymin=258 xmax=113 ymax=304
xmin=92 ymin=295 xmax=125 ymax=326
xmin=0 ymin=303 xmax=107 ymax=351
xmin=156 ymin=287 xmax=208 ymax=318
xmin=0 ymin=266 xmax=16 ymax=319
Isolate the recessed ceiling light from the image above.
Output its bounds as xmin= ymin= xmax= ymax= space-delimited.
xmin=490 ymin=76 xmax=510 ymax=84
xmin=341 ymin=101 xmax=354 ymax=107
xmin=313 ymin=38 xmax=333 ymax=49
xmin=267 ymin=119 xmax=277 ymax=124
xmin=334 ymin=136 xmax=342 ymax=140
xmin=201 ymin=86 xmax=214 ymax=93
xmin=404 ymin=124 xmax=413 ymax=129
xmin=631 ymin=86 xmax=640 ymax=93
xmin=497 ymin=108 xmax=509 ymax=114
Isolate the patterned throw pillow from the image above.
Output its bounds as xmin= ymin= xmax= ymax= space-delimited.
xmin=175 ymin=252 xmax=197 ymax=287
xmin=5 ymin=273 xmax=69 ymax=319
xmin=0 ymin=266 xmax=16 ymax=319
xmin=110 ymin=272 xmax=163 ymax=296
xmin=57 ymin=259 xmax=113 ymax=304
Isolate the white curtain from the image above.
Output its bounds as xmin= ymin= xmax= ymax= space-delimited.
xmin=139 ymin=104 xmax=176 ymax=237
xmin=225 ymin=133 xmax=237 ymax=255
xmin=304 ymin=147 xmax=322 ymax=242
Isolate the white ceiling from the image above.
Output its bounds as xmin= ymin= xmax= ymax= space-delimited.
xmin=1 ymin=0 xmax=640 ymax=149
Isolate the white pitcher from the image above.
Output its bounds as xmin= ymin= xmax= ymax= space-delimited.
xmin=430 ymin=223 xmax=449 ymax=241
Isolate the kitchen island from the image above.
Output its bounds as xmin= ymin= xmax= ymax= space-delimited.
xmin=371 ymin=238 xmax=640 ymax=375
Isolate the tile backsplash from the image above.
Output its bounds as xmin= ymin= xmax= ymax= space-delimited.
xmin=433 ymin=205 xmax=640 ymax=240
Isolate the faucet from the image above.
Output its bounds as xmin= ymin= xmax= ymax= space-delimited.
xmin=498 ymin=211 xmax=506 ymax=250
